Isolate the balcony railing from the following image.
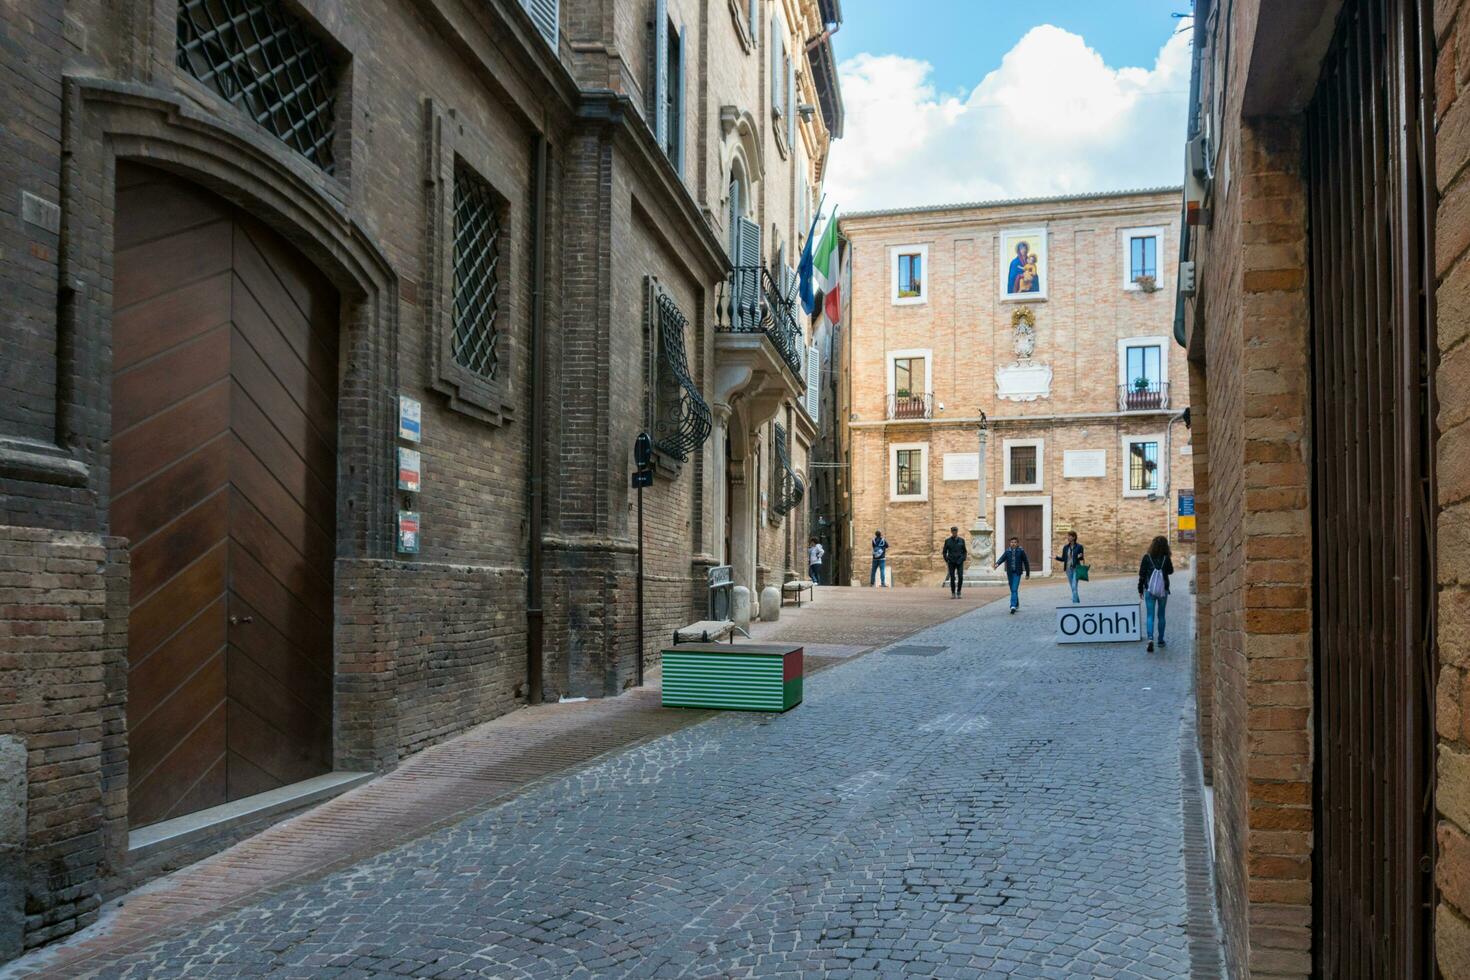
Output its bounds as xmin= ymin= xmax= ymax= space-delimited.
xmin=887 ymin=393 xmax=934 ymax=420
xmin=1119 ymin=381 xmax=1170 ymax=412
xmin=715 ymin=264 xmax=805 ymax=382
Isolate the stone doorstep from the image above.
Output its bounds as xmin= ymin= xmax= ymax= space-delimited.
xmin=126 ymin=772 xmax=375 ymax=861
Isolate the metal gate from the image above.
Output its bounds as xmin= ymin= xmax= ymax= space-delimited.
xmin=1304 ymin=0 xmax=1437 ymax=974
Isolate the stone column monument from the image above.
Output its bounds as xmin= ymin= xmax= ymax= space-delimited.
xmin=967 ymin=413 xmax=1006 ymax=585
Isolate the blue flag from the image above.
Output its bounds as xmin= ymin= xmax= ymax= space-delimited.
xmin=796 ymin=198 xmax=824 ymax=315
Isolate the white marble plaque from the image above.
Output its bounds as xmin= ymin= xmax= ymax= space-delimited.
xmin=1063 ymin=449 xmax=1107 ymax=478
xmin=995 ymin=362 xmax=1052 ymax=402
xmin=943 ymin=453 xmax=980 ymax=481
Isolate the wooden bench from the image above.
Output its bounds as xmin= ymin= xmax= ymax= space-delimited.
xmin=671 ymin=619 xmax=747 ymax=645
xmin=781 ymin=580 xmax=814 ymax=607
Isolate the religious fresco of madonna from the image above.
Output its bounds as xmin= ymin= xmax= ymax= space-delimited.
xmin=999 ymin=228 xmax=1047 ymax=302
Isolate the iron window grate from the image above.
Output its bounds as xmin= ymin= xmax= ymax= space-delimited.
xmin=451 ymin=162 xmax=504 ymax=381
xmin=177 ymin=0 xmax=339 ymax=173
xmin=653 ymin=293 xmax=712 ymax=462
xmin=771 ymin=423 xmax=804 ymax=517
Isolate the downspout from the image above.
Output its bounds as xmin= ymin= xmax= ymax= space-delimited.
xmin=1174 ymin=3 xmax=1203 ymax=349
xmin=526 ymin=134 xmax=549 ymax=704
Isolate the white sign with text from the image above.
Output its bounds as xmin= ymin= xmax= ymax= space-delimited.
xmin=1055 ymin=603 xmax=1142 ymax=644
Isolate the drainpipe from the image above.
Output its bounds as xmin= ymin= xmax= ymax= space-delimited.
xmin=526 ymin=134 xmax=549 ymax=704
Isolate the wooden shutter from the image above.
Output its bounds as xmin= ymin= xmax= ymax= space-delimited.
xmin=771 ymin=18 xmax=781 ymax=117
xmin=674 ymin=26 xmax=687 ymax=174
xmin=786 ymin=53 xmax=796 ymax=146
xmin=806 ymin=344 xmax=820 ymax=421
xmin=736 ymin=217 xmax=761 ymax=330
xmin=522 ymin=0 xmax=558 ymax=47
xmin=652 ymin=0 xmax=669 ymax=145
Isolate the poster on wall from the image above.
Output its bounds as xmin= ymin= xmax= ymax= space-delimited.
xmin=397 ymin=447 xmax=422 ymax=493
xmin=398 ymin=395 xmax=422 ymax=443
xmin=1177 ymin=489 xmax=1196 ymax=542
xmin=999 ymin=227 xmax=1048 ymax=302
xmin=397 ymin=511 xmax=421 ymax=554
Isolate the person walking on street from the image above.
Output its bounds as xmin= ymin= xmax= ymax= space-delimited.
xmin=870 ymin=530 xmax=890 ymax=588
xmin=1138 ymin=535 xmax=1175 ymax=652
xmin=995 ymin=536 xmax=1030 ymax=613
xmin=942 ymin=526 xmax=968 ymax=597
xmin=807 ymin=537 xmax=825 ymax=586
xmin=1054 ymin=531 xmax=1085 ymax=604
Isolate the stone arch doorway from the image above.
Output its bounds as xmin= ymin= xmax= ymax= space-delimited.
xmin=111 ymin=163 xmax=339 ymax=827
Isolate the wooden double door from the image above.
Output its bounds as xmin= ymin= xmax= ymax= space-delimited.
xmin=111 ymin=164 xmax=339 ymax=828
xmin=1005 ymin=505 xmax=1044 ymax=571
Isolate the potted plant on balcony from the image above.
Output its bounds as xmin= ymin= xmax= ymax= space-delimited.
xmin=1127 ymin=376 xmax=1161 ymax=410
xmin=1133 ymin=273 xmax=1159 ymax=292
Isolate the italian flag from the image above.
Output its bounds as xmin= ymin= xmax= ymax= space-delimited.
xmin=813 ymin=210 xmax=840 ymax=325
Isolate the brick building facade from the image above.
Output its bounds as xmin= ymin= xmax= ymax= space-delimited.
xmin=1182 ymin=0 xmax=1467 ymax=974
xmin=0 ymin=0 xmax=841 ymax=957
xmin=839 ymin=191 xmax=1193 ymax=588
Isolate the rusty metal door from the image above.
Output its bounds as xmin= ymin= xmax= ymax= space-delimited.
xmin=1304 ymin=0 xmax=1437 ymax=974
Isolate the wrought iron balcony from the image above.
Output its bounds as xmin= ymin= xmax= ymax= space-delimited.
xmin=1119 ymin=381 xmax=1170 ymax=412
xmin=887 ymin=393 xmax=934 ymax=420
xmin=715 ymin=264 xmax=805 ymax=382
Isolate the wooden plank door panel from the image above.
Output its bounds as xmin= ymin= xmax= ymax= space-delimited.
xmin=113 ymin=163 xmax=338 ymax=828
xmin=1008 ymin=506 xmax=1043 ymax=569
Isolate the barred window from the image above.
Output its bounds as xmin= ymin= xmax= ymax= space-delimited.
xmin=1128 ymin=440 xmax=1159 ymax=491
xmin=771 ymin=422 xmax=804 ymax=517
xmin=451 ymin=163 xmax=504 ymax=380
xmin=177 ymin=0 xmax=339 ymax=173
xmin=648 ymin=284 xmax=712 ymax=464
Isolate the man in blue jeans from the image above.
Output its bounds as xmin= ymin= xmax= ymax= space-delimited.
xmin=994 ymin=536 xmax=1030 ymax=613
xmin=869 ymin=529 xmax=890 ymax=587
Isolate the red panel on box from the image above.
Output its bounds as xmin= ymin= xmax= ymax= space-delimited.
xmin=782 ymin=647 xmax=803 ymax=681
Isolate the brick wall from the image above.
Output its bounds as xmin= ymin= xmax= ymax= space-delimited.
xmin=841 ymin=193 xmax=1195 ymax=586
xmin=1188 ymin=358 xmax=1214 ymax=782
xmin=1435 ymin=1 xmax=1470 ymax=973
xmin=0 ymin=526 xmax=128 ymax=949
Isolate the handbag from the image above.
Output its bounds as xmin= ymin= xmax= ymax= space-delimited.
xmin=1075 ymin=562 xmax=1090 ymax=581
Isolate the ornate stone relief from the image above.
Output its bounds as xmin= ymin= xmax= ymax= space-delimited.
xmin=997 ymin=307 xmax=1051 ymax=401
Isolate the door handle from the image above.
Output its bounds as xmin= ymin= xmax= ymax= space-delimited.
xmin=229 ymin=615 xmax=254 ymax=626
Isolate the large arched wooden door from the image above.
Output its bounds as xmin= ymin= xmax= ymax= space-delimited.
xmin=111 ymin=163 xmax=339 ymax=828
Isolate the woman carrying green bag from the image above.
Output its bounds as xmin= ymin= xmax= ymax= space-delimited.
xmin=1055 ymin=531 xmax=1087 ymax=603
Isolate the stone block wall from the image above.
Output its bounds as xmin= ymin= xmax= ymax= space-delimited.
xmin=1434 ymin=0 xmax=1470 ymax=972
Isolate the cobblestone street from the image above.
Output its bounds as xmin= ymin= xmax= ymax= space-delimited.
xmin=12 ymin=578 xmax=1218 ymax=978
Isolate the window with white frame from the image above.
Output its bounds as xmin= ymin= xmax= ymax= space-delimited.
xmin=1117 ymin=336 xmax=1170 ymax=409
xmin=1121 ymin=226 xmax=1164 ymax=290
xmin=890 ymin=443 xmax=928 ymax=501
xmin=648 ymin=2 xmax=686 ymax=175
xmin=1003 ymin=438 xmax=1044 ymax=492
xmin=1122 ymin=434 xmax=1165 ymax=497
xmin=885 ymin=348 xmax=932 ymax=419
xmin=891 ymin=244 xmax=928 ymax=304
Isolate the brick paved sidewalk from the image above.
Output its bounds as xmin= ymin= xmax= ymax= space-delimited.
xmin=4 ymin=585 xmax=998 ymax=979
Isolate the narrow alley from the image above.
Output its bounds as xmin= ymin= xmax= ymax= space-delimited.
xmin=9 ymin=579 xmax=1219 ymax=979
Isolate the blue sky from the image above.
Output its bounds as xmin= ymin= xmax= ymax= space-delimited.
xmin=832 ymin=1 xmax=1192 ymax=96
xmin=824 ymin=2 xmax=1193 ymax=211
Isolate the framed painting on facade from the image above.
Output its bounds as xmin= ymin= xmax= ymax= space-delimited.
xmin=999 ymin=227 xmax=1048 ymax=302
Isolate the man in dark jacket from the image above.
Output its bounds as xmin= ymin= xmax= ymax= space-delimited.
xmin=942 ymin=526 xmax=968 ymax=597
xmin=994 ymin=536 xmax=1030 ymax=613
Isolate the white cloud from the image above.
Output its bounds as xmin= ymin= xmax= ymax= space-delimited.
xmin=826 ymin=25 xmax=1191 ymax=212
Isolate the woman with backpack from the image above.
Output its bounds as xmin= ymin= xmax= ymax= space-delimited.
xmin=1137 ymin=535 xmax=1174 ymax=653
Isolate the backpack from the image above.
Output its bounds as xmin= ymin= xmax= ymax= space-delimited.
xmin=1146 ymin=557 xmax=1167 ymax=599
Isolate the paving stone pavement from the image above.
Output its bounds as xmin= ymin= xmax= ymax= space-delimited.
xmin=44 ymin=577 xmax=1219 ymax=978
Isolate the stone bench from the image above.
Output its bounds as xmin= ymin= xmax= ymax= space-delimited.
xmin=781 ymin=580 xmax=814 ymax=607
xmin=672 ymin=619 xmax=748 ymax=645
